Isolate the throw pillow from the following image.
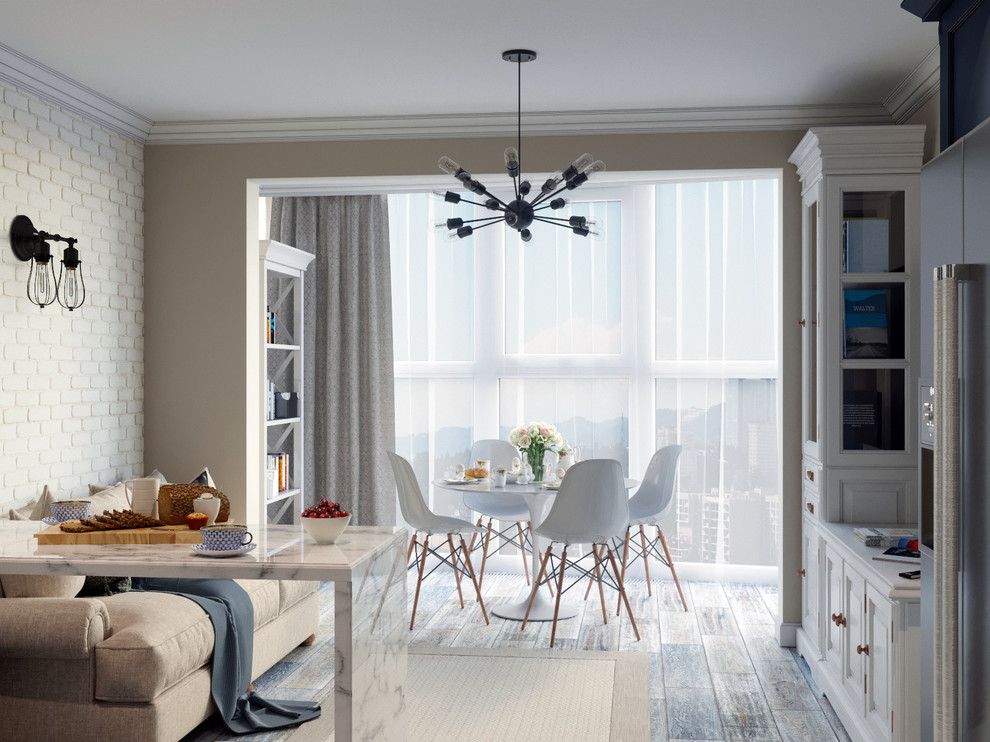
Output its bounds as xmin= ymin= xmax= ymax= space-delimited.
xmin=0 ymin=574 xmax=86 ymax=598
xmin=29 ymin=485 xmax=57 ymax=520
xmin=88 ymin=482 xmax=132 ymax=514
xmin=191 ymin=467 xmax=216 ymax=488
xmin=5 ymin=485 xmax=58 ymax=521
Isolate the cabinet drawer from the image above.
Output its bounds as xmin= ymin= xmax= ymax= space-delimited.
xmin=803 ymin=480 xmax=820 ymax=519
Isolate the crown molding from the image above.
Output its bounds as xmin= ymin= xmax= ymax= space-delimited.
xmin=883 ymin=44 xmax=940 ymax=122
xmin=146 ymin=104 xmax=895 ymax=145
xmin=0 ymin=38 xmax=936 ymax=146
xmin=0 ymin=42 xmax=152 ymax=142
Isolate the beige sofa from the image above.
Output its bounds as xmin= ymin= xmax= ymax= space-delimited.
xmin=0 ymin=575 xmax=321 ymax=742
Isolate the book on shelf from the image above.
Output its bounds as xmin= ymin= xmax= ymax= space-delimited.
xmin=872 ymin=546 xmax=921 ymax=564
xmin=266 ymin=452 xmax=290 ymax=492
xmin=843 ymin=288 xmax=890 ymax=358
xmin=842 ymin=389 xmax=882 ymax=450
xmin=843 ymin=217 xmax=889 ymax=273
xmin=854 ymin=527 xmax=917 ymax=548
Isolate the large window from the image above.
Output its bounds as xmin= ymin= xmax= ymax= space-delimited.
xmin=390 ymin=173 xmax=780 ymax=571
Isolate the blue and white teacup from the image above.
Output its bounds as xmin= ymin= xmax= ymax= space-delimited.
xmin=50 ymin=499 xmax=92 ymax=523
xmin=200 ymin=524 xmax=253 ymax=551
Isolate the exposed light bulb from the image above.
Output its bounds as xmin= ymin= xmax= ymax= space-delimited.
xmin=27 ymin=245 xmax=57 ymax=308
xmin=584 ymin=160 xmax=606 ymax=176
xmin=435 ymin=218 xmax=464 ymax=230
xmin=541 ymin=173 xmax=563 ymax=195
xmin=562 ymin=153 xmax=594 ymax=180
xmin=438 ymin=156 xmax=461 ymax=176
xmin=504 ymin=147 xmax=520 ymax=178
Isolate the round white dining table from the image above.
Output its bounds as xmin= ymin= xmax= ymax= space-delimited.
xmin=433 ymin=476 xmax=639 ymax=622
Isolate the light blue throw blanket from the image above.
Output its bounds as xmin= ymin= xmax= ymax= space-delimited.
xmin=132 ymin=577 xmax=321 ymax=734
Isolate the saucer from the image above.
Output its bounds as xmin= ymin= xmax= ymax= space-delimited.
xmin=191 ymin=543 xmax=257 ymax=558
xmin=42 ymin=516 xmax=63 ymax=526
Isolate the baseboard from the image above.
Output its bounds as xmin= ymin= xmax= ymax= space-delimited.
xmin=776 ymin=620 xmax=800 ymax=647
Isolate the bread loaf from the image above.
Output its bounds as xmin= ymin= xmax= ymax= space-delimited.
xmin=157 ymin=484 xmax=230 ymax=525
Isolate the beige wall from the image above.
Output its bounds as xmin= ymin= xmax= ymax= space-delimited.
xmin=144 ymin=129 xmax=806 ymax=620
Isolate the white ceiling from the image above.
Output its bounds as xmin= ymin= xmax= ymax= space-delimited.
xmin=0 ymin=0 xmax=937 ymax=138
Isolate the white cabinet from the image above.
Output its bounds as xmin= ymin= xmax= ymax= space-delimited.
xmin=259 ymin=240 xmax=314 ymax=525
xmin=796 ymin=523 xmax=920 ymax=742
xmin=790 ymin=126 xmax=924 ymax=526
xmin=790 ymin=127 xmax=924 ymax=742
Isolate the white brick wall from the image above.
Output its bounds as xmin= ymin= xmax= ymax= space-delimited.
xmin=0 ymin=81 xmax=143 ymax=509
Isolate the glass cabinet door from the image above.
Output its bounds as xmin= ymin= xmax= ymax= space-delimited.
xmin=839 ymin=190 xmax=908 ymax=453
xmin=802 ymin=196 xmax=820 ymax=452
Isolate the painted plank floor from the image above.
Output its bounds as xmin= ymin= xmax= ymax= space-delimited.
xmin=182 ymin=570 xmax=854 ymax=742
xmin=407 ymin=570 xmax=855 ymax=742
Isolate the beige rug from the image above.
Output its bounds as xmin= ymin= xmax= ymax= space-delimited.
xmin=287 ymin=645 xmax=649 ymax=742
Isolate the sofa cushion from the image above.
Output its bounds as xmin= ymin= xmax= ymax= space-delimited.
xmin=279 ymin=580 xmax=321 ymax=614
xmin=95 ymin=580 xmax=284 ymax=703
xmin=0 ymin=574 xmax=86 ymax=598
xmin=233 ymin=579 xmax=280 ymax=629
xmin=96 ymin=592 xmax=214 ymax=703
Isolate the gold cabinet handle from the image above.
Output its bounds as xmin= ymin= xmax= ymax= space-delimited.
xmin=798 ymin=318 xmax=806 ymax=327
xmin=856 ymin=643 xmax=869 ymax=656
xmin=831 ymin=612 xmax=846 ymax=627
xmin=797 ymin=568 xmax=806 ymax=577
xmin=807 ymin=502 xmax=815 ymax=514
xmin=806 ymin=469 xmax=814 ymax=482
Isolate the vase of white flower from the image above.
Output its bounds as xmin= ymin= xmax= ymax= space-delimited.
xmin=508 ymin=421 xmax=564 ymax=483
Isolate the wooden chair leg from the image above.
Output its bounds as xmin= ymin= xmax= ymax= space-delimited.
xmin=616 ymin=530 xmax=631 ymax=616
xmin=639 ymin=524 xmax=653 ymax=596
xmin=528 ymin=521 xmax=554 ymax=598
xmin=468 ymin=517 xmax=483 ymax=553
xmin=477 ymin=520 xmax=494 ymax=594
xmin=522 ymin=546 xmax=553 ymax=630
xmin=406 ymin=533 xmax=418 ymax=567
xmin=516 ymin=522 xmax=531 ymax=585
xmin=550 ymin=549 xmax=568 ymax=648
xmin=460 ymin=536 xmax=489 ymax=625
xmin=605 ymin=545 xmax=640 ymax=641
xmin=592 ymin=544 xmax=608 ymax=625
xmin=659 ymin=528 xmax=688 ymax=611
xmin=299 ymin=633 xmax=317 ymax=647
xmin=410 ymin=535 xmax=429 ymax=630
xmin=447 ymin=535 xmax=465 ymax=608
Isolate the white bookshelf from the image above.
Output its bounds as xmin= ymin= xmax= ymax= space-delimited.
xmin=260 ymin=239 xmax=314 ymax=525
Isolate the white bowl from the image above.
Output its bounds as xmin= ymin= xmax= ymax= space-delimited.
xmin=302 ymin=514 xmax=351 ymax=544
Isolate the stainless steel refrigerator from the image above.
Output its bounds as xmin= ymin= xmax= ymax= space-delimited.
xmin=919 ymin=114 xmax=990 ymax=742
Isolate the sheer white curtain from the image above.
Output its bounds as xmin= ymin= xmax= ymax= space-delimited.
xmin=389 ymin=175 xmax=780 ymax=572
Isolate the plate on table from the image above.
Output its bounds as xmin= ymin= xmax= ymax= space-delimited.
xmin=540 ymin=482 xmax=561 ymax=489
xmin=190 ymin=543 xmax=257 ymax=558
xmin=42 ymin=516 xmax=62 ymax=526
xmin=443 ymin=478 xmax=475 ymax=485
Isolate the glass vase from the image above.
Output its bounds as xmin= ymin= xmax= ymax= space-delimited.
xmin=530 ymin=445 xmax=546 ymax=482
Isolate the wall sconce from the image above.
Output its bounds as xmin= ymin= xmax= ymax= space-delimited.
xmin=9 ymin=215 xmax=86 ymax=311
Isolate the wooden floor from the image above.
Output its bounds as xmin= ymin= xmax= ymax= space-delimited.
xmin=182 ymin=566 xmax=854 ymax=741
xmin=408 ymin=567 xmax=854 ymax=742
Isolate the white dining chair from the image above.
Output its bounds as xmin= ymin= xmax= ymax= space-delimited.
xmin=522 ymin=459 xmax=640 ymax=647
xmin=463 ymin=439 xmax=532 ymax=589
xmin=614 ymin=445 xmax=688 ymax=612
xmin=387 ymin=451 xmax=490 ymax=631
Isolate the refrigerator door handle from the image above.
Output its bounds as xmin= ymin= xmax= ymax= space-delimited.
xmin=933 ymin=263 xmax=967 ymax=742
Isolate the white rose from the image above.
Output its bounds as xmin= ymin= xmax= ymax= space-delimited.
xmin=553 ymin=433 xmax=564 ymax=446
xmin=519 ymin=435 xmax=531 ymax=448
xmin=509 ymin=430 xmax=519 ymax=445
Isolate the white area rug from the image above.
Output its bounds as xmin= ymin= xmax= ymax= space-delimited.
xmin=406 ymin=645 xmax=649 ymax=742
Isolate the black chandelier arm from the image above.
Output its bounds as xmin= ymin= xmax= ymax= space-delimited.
xmin=470 ymin=180 xmax=511 ymax=210
xmin=530 ymin=183 xmax=571 ymax=208
xmin=532 ymin=215 xmax=579 ymax=226
xmin=451 ymin=216 xmax=504 ymax=232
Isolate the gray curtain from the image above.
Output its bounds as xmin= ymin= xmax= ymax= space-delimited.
xmin=270 ymin=196 xmax=395 ymax=526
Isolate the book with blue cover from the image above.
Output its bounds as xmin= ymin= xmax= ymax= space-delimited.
xmin=844 ymin=288 xmax=890 ymax=358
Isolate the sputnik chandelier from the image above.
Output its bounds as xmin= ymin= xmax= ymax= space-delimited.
xmin=437 ymin=49 xmax=605 ymax=242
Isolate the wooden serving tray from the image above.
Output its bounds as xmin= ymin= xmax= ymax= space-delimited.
xmin=35 ymin=523 xmax=214 ymax=545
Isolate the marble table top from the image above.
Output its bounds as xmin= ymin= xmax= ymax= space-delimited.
xmin=0 ymin=520 xmax=406 ymax=582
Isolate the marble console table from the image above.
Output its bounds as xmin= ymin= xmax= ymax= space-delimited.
xmin=0 ymin=521 xmax=408 ymax=742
